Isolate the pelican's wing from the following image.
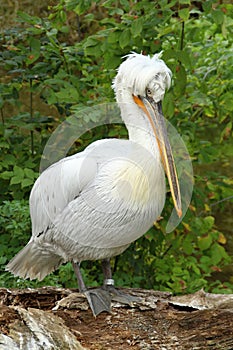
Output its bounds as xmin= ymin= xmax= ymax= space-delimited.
xmin=30 ymin=138 xmax=131 ymax=237
xmin=30 ymin=139 xmax=126 ymax=237
xmin=30 ymin=150 xmax=98 ymax=237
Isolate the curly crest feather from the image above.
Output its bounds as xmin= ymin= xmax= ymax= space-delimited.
xmin=112 ymin=51 xmax=172 ymax=98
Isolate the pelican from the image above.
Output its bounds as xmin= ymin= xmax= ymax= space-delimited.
xmin=6 ymin=52 xmax=182 ymax=316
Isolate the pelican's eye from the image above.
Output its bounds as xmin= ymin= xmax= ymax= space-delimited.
xmin=146 ymin=88 xmax=152 ymax=97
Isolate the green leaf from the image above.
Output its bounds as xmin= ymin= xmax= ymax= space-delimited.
xmin=27 ymin=27 xmax=43 ymax=35
xmin=119 ymin=29 xmax=131 ymax=49
xmin=43 ymin=78 xmax=67 ymax=86
xmin=21 ymin=178 xmax=34 ymax=188
xmin=24 ymin=168 xmax=36 ymax=179
xmin=220 ymin=92 xmax=233 ymax=112
xmin=178 ymin=51 xmax=191 ymax=68
xmin=183 ymin=235 xmax=194 ymax=255
xmin=108 ymin=30 xmax=121 ymax=44
xmin=163 ymin=92 xmax=175 ymax=117
xmin=17 ymin=11 xmax=41 ymax=25
xmin=163 ymin=49 xmax=191 ymax=68
xmin=174 ymin=65 xmax=187 ymax=96
xmin=4 ymin=60 xmax=18 ymax=68
xmin=0 ymin=171 xmax=13 ymax=180
xmin=84 ymin=37 xmax=99 ymax=48
xmin=131 ymin=18 xmax=143 ymax=38
xmin=59 ymin=10 xmax=67 ymax=23
xmin=104 ymin=53 xmax=121 ymax=69
xmin=2 ymin=155 xmax=16 ymax=165
xmin=202 ymin=1 xmax=212 ymax=13
xmin=220 ymin=122 xmax=232 ymax=142
xmin=109 ymin=8 xmax=124 ymax=16
xmin=84 ymin=37 xmax=102 ymax=56
xmin=212 ymin=9 xmax=224 ymax=25
xmin=13 ymin=165 xmax=24 ymax=179
xmin=178 ymin=8 xmax=190 ymax=21
xmin=73 ymin=0 xmax=94 ymax=15
xmin=55 ymin=87 xmax=79 ymax=103
xmin=10 ymin=176 xmax=23 ymax=185
xmin=210 ymin=243 xmax=229 ymax=265
xmin=158 ymin=24 xmax=175 ymax=38
xmin=192 ymin=216 xmax=215 ymax=235
xmin=26 ymin=52 xmax=40 ymax=65
xmin=0 ymin=256 xmax=7 ymax=265
xmin=29 ymin=37 xmax=41 ymax=52
xmin=46 ymin=28 xmax=58 ymax=37
xmin=198 ymin=234 xmax=213 ymax=251
xmin=203 ymin=216 xmax=215 ymax=231
xmin=0 ymin=141 xmax=10 ymax=149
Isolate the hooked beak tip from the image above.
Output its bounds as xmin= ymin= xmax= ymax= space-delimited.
xmin=177 ymin=208 xmax=182 ymax=218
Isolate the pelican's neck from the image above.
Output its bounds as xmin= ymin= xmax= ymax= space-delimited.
xmin=117 ymin=90 xmax=161 ymax=161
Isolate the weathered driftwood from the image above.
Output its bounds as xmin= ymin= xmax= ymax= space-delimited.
xmin=1 ymin=287 xmax=233 ymax=349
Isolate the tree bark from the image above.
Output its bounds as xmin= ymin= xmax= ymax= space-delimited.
xmin=1 ymin=287 xmax=233 ymax=349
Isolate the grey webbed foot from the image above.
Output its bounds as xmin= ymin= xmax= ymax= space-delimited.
xmin=84 ymin=288 xmax=111 ymax=317
xmin=85 ymin=285 xmax=140 ymax=316
xmin=105 ymin=284 xmax=141 ymax=305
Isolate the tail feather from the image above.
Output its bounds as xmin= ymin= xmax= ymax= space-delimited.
xmin=6 ymin=241 xmax=64 ymax=281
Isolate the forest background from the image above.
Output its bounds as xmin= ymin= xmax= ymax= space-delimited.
xmin=0 ymin=0 xmax=233 ymax=295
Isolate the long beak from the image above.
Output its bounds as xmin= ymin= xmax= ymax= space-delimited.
xmin=133 ymin=95 xmax=182 ymax=218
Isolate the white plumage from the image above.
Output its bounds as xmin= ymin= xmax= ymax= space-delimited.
xmin=6 ymin=53 xmax=181 ymax=305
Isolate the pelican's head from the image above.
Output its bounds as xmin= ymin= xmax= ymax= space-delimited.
xmin=113 ymin=52 xmax=182 ymax=218
xmin=112 ymin=51 xmax=172 ymax=103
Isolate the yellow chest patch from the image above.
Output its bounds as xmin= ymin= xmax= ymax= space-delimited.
xmin=109 ymin=158 xmax=160 ymax=206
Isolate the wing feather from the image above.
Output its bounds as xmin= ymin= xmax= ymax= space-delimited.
xmin=30 ymin=151 xmax=97 ymax=236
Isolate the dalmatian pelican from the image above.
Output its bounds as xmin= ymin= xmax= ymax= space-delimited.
xmin=6 ymin=52 xmax=182 ymax=316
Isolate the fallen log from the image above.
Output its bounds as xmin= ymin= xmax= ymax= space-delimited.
xmin=1 ymin=287 xmax=233 ymax=349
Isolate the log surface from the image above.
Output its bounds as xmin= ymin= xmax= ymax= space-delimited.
xmin=1 ymin=287 xmax=233 ymax=349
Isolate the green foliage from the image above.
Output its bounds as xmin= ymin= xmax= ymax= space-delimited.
xmin=114 ymin=212 xmax=232 ymax=294
xmin=0 ymin=200 xmax=34 ymax=287
xmin=0 ymin=0 xmax=233 ymax=293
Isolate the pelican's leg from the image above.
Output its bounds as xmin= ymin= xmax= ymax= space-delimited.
xmin=101 ymin=258 xmax=141 ymax=305
xmin=71 ymin=261 xmax=87 ymax=292
xmin=102 ymin=258 xmax=115 ymax=288
xmin=72 ymin=260 xmax=111 ymax=317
